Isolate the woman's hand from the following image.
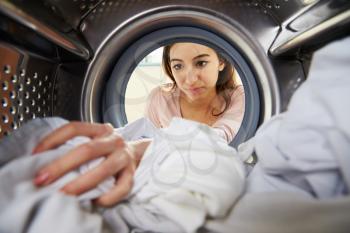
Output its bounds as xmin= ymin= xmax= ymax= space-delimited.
xmin=32 ymin=121 xmax=138 ymax=207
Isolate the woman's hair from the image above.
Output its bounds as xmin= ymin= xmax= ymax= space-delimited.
xmin=162 ymin=43 xmax=239 ymax=116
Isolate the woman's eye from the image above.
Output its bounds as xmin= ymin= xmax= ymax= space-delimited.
xmin=173 ymin=64 xmax=182 ymax=70
xmin=197 ymin=61 xmax=208 ymax=67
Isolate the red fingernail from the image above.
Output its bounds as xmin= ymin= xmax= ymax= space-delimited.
xmin=34 ymin=172 xmax=49 ymax=185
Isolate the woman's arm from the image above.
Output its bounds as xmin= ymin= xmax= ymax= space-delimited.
xmin=144 ymin=87 xmax=162 ymax=128
xmin=32 ymin=122 xmax=151 ymax=207
xmin=212 ymin=86 xmax=245 ymax=143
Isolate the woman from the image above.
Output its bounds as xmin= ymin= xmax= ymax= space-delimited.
xmin=146 ymin=42 xmax=244 ymax=142
xmin=32 ymin=42 xmax=245 ymax=206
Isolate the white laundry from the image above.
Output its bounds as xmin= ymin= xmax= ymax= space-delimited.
xmin=110 ymin=118 xmax=245 ymax=232
xmin=205 ymin=36 xmax=350 ymax=233
xmin=78 ymin=117 xmax=246 ymax=232
xmin=243 ymin=36 xmax=350 ymax=198
xmin=0 ymin=117 xmax=245 ymax=233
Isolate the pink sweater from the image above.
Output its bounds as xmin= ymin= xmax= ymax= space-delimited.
xmin=144 ymin=85 xmax=245 ymax=143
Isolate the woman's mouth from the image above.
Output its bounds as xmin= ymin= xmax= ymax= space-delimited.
xmin=188 ymin=87 xmax=204 ymax=95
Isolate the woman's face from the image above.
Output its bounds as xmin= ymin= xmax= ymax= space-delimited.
xmin=169 ymin=43 xmax=225 ymax=101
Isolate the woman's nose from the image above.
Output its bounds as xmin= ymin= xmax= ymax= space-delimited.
xmin=185 ymin=68 xmax=199 ymax=84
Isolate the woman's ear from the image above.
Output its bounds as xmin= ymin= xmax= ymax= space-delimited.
xmin=219 ymin=60 xmax=225 ymax=71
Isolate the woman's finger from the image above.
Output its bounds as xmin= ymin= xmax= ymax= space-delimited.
xmin=34 ymin=134 xmax=125 ymax=186
xmin=95 ymin=166 xmax=135 ymax=207
xmin=60 ymin=148 xmax=130 ymax=196
xmin=33 ymin=122 xmax=114 ymax=154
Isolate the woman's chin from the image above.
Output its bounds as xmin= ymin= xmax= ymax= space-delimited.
xmin=186 ymin=92 xmax=207 ymax=102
